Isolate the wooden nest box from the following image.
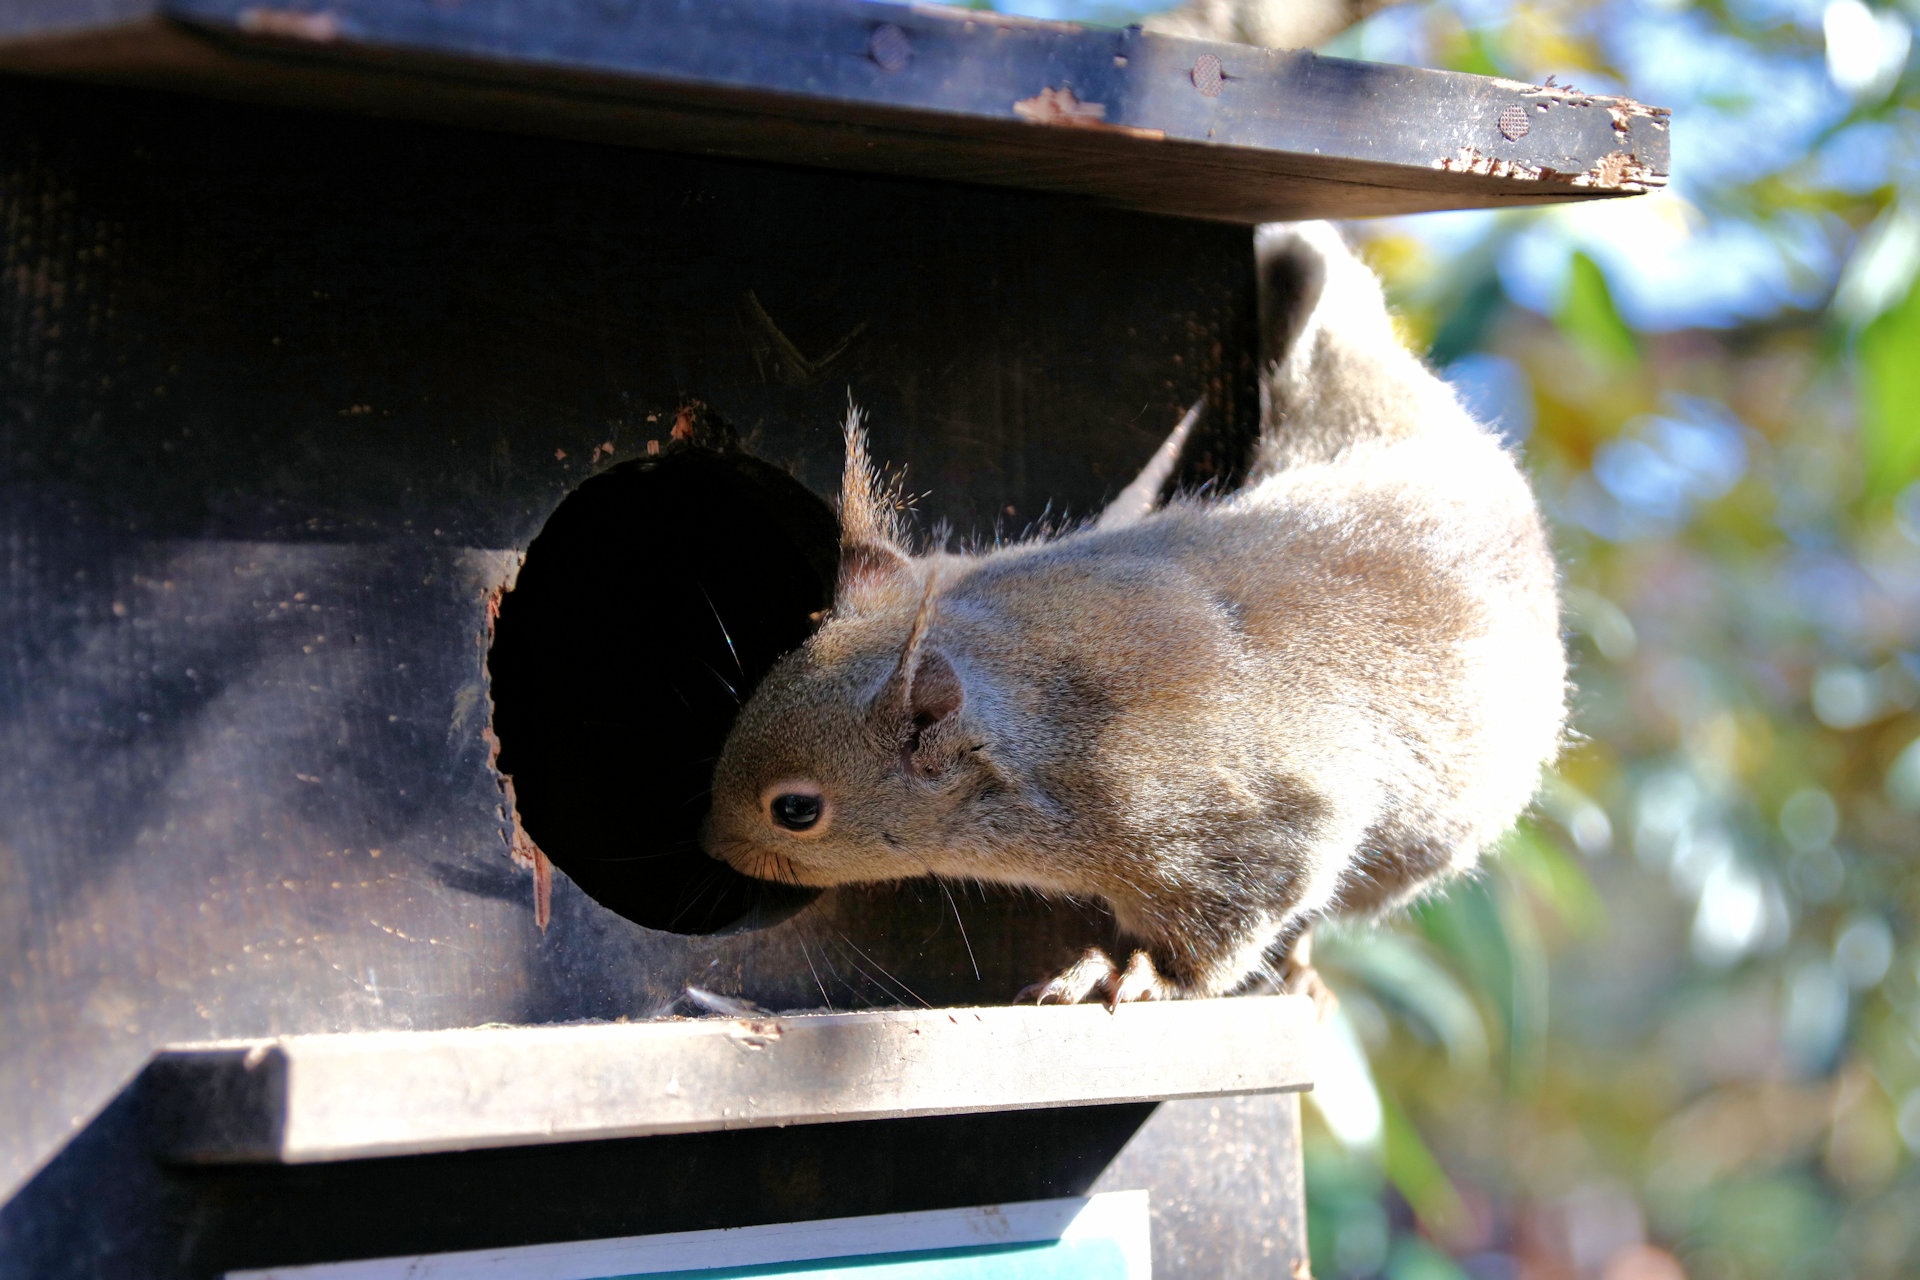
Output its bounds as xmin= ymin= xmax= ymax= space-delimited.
xmin=0 ymin=3 xmax=1666 ymax=1276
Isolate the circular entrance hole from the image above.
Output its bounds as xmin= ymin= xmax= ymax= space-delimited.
xmin=488 ymin=448 xmax=838 ymax=934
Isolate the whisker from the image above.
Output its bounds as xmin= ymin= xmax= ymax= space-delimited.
xmin=666 ymin=867 xmax=726 ymax=929
xmin=804 ymin=926 xmax=860 ymax=1007
xmin=697 ymin=582 xmax=746 ymax=681
xmin=934 ymin=875 xmax=980 ymax=982
xmin=836 ymin=930 xmax=931 ymax=1009
xmin=835 ymin=948 xmax=904 ymax=1006
xmin=699 ymin=663 xmax=742 ymax=706
xmin=797 ymin=934 xmax=834 ymax=1011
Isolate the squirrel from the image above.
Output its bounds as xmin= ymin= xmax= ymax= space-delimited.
xmin=702 ymin=223 xmax=1566 ymax=1005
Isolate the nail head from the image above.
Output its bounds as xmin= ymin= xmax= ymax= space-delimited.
xmin=1192 ymin=53 xmax=1224 ymax=97
xmin=869 ymin=23 xmax=911 ymax=73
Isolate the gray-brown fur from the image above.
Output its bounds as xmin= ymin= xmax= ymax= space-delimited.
xmin=703 ymin=223 xmax=1565 ymax=1001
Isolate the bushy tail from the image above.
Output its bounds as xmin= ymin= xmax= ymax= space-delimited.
xmin=1250 ymin=222 xmax=1473 ymax=480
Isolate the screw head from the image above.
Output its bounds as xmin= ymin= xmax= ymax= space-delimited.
xmin=1192 ymin=53 xmax=1224 ymax=97
xmin=1498 ymin=103 xmax=1530 ymax=141
xmin=869 ymin=23 xmax=911 ymax=73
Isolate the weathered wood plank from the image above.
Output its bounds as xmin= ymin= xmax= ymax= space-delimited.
xmin=0 ymin=0 xmax=1669 ymax=222
xmin=147 ymin=996 xmax=1315 ymax=1163
xmin=0 ymin=77 xmax=1259 ymax=1206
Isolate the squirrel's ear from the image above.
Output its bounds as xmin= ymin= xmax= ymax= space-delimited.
xmin=896 ymin=647 xmax=966 ymax=779
xmin=837 ymin=406 xmax=912 ymax=607
xmin=907 ymin=647 xmax=963 ymax=728
xmin=870 ymin=582 xmax=966 ymax=778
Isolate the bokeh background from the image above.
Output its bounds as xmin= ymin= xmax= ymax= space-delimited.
xmin=917 ymin=0 xmax=1919 ymax=1273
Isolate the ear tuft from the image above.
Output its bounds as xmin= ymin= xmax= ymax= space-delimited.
xmin=1093 ymin=399 xmax=1203 ymax=532
xmin=836 ymin=405 xmax=912 ymax=605
xmin=838 ymin=541 xmax=910 ymax=596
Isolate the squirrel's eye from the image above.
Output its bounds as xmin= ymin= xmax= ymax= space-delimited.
xmin=770 ymin=793 xmax=823 ymax=831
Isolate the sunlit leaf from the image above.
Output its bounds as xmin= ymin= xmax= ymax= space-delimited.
xmin=1858 ymin=266 xmax=1920 ymax=498
xmin=1321 ymin=931 xmax=1492 ymax=1072
xmin=1495 ymin=873 xmax=1550 ymax=1092
xmin=1499 ymin=821 xmax=1606 ymax=935
xmin=1410 ymin=874 xmax=1553 ymax=1090
xmin=1411 ymin=879 xmax=1515 ymax=1048
xmin=1303 ymin=1140 xmax=1392 ymax=1279
xmin=1554 ymin=251 xmax=1641 ymax=375
xmin=1387 ymin=1236 xmax=1475 ymax=1280
xmin=1428 ymin=256 xmax=1507 ymax=368
xmin=1310 ymin=1005 xmax=1389 ymax=1149
xmin=1380 ymin=1089 xmax=1470 ymax=1235
xmin=1446 ymin=27 xmax=1506 ymax=77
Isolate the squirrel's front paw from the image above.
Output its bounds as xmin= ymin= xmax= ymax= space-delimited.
xmin=1018 ymin=947 xmax=1181 ymax=1010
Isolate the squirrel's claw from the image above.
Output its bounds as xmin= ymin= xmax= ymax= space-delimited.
xmin=1019 ymin=947 xmax=1179 ymax=1010
xmin=1018 ymin=947 xmax=1117 ymax=1005
xmin=1106 ymin=950 xmax=1175 ymax=1009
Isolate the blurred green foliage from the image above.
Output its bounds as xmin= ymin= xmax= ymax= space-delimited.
xmin=983 ymin=0 xmax=1920 ymax=1270
xmin=1301 ymin=0 xmax=1920 ymax=1271
xmin=1861 ymin=270 xmax=1920 ymax=497
xmin=979 ymin=0 xmax=1919 ymax=1268
xmin=1556 ymin=252 xmax=1642 ymax=375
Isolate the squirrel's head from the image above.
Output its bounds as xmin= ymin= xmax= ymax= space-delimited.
xmin=702 ymin=412 xmax=997 ymax=887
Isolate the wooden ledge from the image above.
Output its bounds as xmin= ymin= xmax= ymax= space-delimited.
xmin=1 ymin=0 xmax=1668 ymax=222
xmin=144 ymin=995 xmax=1315 ymax=1164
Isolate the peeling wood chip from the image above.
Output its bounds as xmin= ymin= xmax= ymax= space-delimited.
xmin=1432 ymin=146 xmax=1545 ymax=181
xmin=729 ymin=1019 xmax=785 ymax=1049
xmin=1571 ymin=149 xmax=1666 ymax=191
xmin=504 ymin=806 xmax=552 ymax=931
xmin=1014 ymin=86 xmax=1107 ymax=126
xmin=1433 ymin=144 xmax=1665 ymax=192
xmin=1497 ymin=77 xmax=1671 ymax=132
xmin=532 ymin=843 xmax=551 ymax=931
xmin=913 ymin=5 xmax=1082 ymax=32
xmin=237 ymin=7 xmax=341 ymax=40
xmin=1012 ymin=87 xmax=1165 ymax=139
xmin=1556 ymin=89 xmax=1669 ymax=123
